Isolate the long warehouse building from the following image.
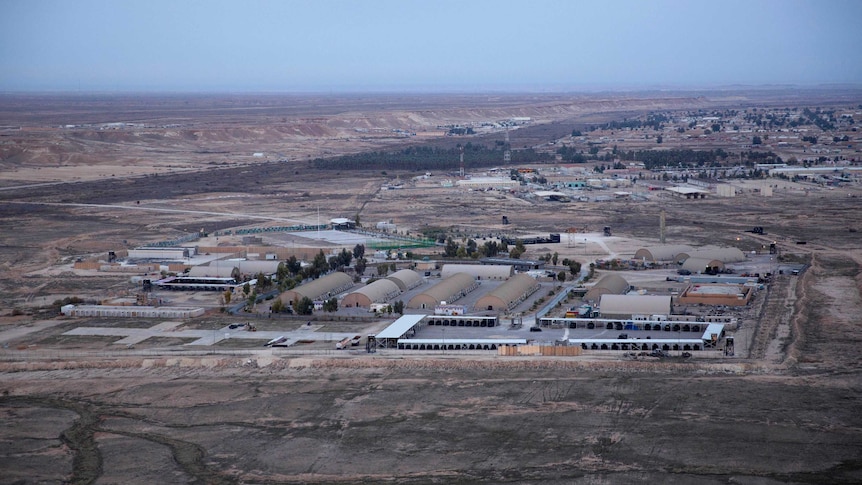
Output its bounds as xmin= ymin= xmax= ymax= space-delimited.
xmin=441 ymin=264 xmax=513 ymax=281
xmin=342 ymin=278 xmax=402 ymax=308
xmin=407 ymin=273 xmax=479 ymax=309
xmin=599 ymin=294 xmax=673 ymax=318
xmin=279 ymin=272 xmax=354 ymax=305
xmin=342 ymin=269 xmax=423 ymax=308
xmin=387 ymin=269 xmax=424 ymax=291
xmin=633 ymin=245 xmax=694 ymax=263
xmin=475 ymin=273 xmax=539 ymax=311
xmin=686 ymin=247 xmax=746 ymax=264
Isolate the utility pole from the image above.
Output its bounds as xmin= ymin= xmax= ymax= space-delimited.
xmin=504 ymin=127 xmax=511 ymax=163
xmin=660 ymin=209 xmax=666 ymax=244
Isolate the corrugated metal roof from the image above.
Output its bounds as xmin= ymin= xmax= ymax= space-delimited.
xmin=343 ymin=279 xmax=401 ymax=305
xmin=680 ymin=257 xmax=725 ymax=273
xmin=476 ymin=274 xmax=539 ymax=309
xmin=280 ymin=272 xmax=353 ymax=302
xmin=686 ymin=247 xmax=746 ymax=263
xmin=407 ymin=272 xmax=477 ymax=308
xmin=398 ymin=339 xmax=527 ymax=345
xmin=568 ymin=338 xmax=704 ymax=345
xmin=634 ymin=245 xmax=694 ymax=262
xmin=441 ymin=264 xmax=513 ymax=280
xmin=387 ymin=269 xmax=423 ymax=291
xmin=599 ymin=294 xmax=672 ymax=316
xmin=584 ymin=274 xmax=630 ymax=301
xmin=702 ymin=323 xmax=725 ymax=340
xmin=376 ymin=314 xmax=426 ymax=339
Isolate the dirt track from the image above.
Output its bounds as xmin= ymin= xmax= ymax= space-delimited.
xmin=2 ymin=91 xmax=862 ymax=483
xmin=2 ymin=253 xmax=861 ymax=485
xmin=2 ymin=226 xmax=861 ymax=484
xmin=2 ymin=354 xmax=860 ymax=484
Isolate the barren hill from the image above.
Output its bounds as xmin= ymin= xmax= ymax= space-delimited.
xmin=0 ymin=92 xmax=750 ymax=185
xmin=1 ymin=89 xmax=857 ymax=185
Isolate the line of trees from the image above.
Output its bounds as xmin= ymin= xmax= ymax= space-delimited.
xmin=442 ymin=237 xmax=510 ymax=259
xmin=596 ymin=113 xmax=669 ymax=131
xmin=311 ymin=143 xmax=545 ymax=171
xmin=616 ymin=148 xmax=730 ymax=169
xmin=268 ymin=244 xmax=369 ymax=315
xmin=556 ymin=145 xmax=588 ymax=163
xmin=802 ymin=108 xmax=835 ymax=131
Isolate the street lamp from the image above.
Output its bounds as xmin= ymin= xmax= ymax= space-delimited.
xmin=442 ymin=327 xmax=446 ymax=355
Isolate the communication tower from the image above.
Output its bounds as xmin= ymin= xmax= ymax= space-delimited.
xmin=504 ymin=127 xmax=511 ymax=163
xmin=660 ymin=209 xmax=666 ymax=244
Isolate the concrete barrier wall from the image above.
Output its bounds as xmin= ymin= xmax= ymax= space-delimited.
xmin=197 ymin=246 xmax=348 ymax=261
xmin=499 ymin=345 xmax=582 ymax=357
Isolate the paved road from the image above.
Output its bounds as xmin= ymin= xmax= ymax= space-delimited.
xmin=63 ymin=320 xmax=358 ymax=348
xmin=5 ymin=200 xmax=313 ymax=224
xmin=0 ymin=320 xmax=67 ymax=345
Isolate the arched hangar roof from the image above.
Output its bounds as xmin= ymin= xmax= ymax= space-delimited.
xmin=342 ymin=279 xmax=401 ymax=308
xmin=686 ymin=247 xmax=746 ymax=264
xmin=584 ymin=274 xmax=630 ymax=302
xmin=441 ymin=264 xmax=513 ymax=280
xmin=476 ymin=274 xmax=539 ymax=311
xmin=407 ymin=273 xmax=478 ymax=309
xmin=633 ymin=245 xmax=693 ymax=263
xmin=188 ymin=260 xmax=281 ymax=278
xmin=280 ymin=272 xmax=354 ymax=304
xmin=387 ymin=269 xmax=423 ymax=291
xmin=680 ymin=257 xmax=725 ymax=274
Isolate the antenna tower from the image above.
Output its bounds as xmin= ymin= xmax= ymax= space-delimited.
xmin=459 ymin=145 xmax=465 ymax=178
xmin=660 ymin=209 xmax=666 ymax=244
xmin=504 ymin=127 xmax=511 ymax=163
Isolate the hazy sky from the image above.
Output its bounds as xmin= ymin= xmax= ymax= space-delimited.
xmin=2 ymin=0 xmax=861 ymax=92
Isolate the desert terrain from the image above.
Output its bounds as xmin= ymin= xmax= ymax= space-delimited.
xmin=1 ymin=91 xmax=861 ymax=484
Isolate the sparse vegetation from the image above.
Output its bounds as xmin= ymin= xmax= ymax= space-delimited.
xmin=2 ymin=92 xmax=861 ymax=485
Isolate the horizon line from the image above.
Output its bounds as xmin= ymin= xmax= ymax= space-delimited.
xmin=3 ymin=83 xmax=862 ymax=97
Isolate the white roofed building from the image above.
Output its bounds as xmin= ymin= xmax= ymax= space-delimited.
xmin=599 ymin=294 xmax=672 ymax=318
xmin=456 ymin=177 xmax=518 ymax=190
xmin=666 ymin=186 xmax=709 ymax=199
xmin=188 ymin=260 xmax=280 ymax=278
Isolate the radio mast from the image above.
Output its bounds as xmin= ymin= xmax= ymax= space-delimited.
xmin=504 ymin=126 xmax=511 ymax=163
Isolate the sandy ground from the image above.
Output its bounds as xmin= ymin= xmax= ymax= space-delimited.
xmin=1 ymin=92 xmax=862 ymax=483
